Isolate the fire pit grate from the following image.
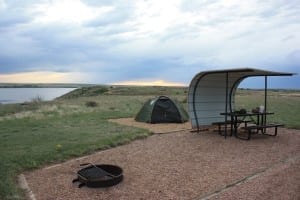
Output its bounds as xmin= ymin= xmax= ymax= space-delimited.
xmin=72 ymin=163 xmax=123 ymax=188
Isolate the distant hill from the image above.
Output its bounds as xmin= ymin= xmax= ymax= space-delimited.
xmin=57 ymin=85 xmax=188 ymax=99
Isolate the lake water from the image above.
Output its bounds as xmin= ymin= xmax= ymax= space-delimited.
xmin=0 ymin=88 xmax=76 ymax=104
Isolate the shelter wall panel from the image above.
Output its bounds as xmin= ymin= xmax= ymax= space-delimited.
xmin=189 ymin=80 xmax=236 ymax=89
xmin=191 ymin=110 xmax=226 ymax=119
xmin=188 ymin=102 xmax=231 ymax=111
xmin=192 ymin=88 xmax=231 ymax=96
xmin=199 ymin=78 xmax=237 ymax=85
xmin=196 ymin=77 xmax=237 ymax=83
xmin=189 ymin=81 xmax=230 ymax=88
xmin=199 ymin=75 xmax=240 ymax=83
xmin=200 ymin=73 xmax=226 ymax=80
xmin=189 ymin=94 xmax=235 ymax=102
xmin=188 ymin=87 xmax=229 ymax=94
xmin=199 ymin=73 xmax=240 ymax=80
xmin=188 ymin=76 xmax=225 ymax=88
xmin=191 ymin=116 xmax=224 ymax=126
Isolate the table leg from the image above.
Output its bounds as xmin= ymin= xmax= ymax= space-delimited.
xmin=256 ymin=115 xmax=260 ymax=133
xmin=261 ymin=113 xmax=266 ymax=133
xmin=234 ymin=116 xmax=238 ymax=137
xmin=231 ymin=116 xmax=234 ymax=136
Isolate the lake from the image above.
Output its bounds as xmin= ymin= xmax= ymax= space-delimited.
xmin=0 ymin=88 xmax=76 ymax=104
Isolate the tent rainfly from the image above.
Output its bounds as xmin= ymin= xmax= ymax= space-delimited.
xmin=135 ymin=96 xmax=189 ymax=123
xmin=188 ymin=68 xmax=294 ymax=130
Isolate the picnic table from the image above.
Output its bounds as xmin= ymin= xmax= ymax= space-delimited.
xmin=220 ymin=112 xmax=283 ymax=140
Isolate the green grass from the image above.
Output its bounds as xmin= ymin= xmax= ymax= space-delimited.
xmin=235 ymin=90 xmax=300 ymax=129
xmin=0 ymin=86 xmax=299 ymax=199
xmin=0 ymin=104 xmax=150 ymax=199
xmin=0 ymin=103 xmax=40 ymax=117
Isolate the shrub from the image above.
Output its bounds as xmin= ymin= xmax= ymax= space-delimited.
xmin=85 ymin=101 xmax=98 ymax=107
xmin=181 ymin=97 xmax=187 ymax=103
xmin=30 ymin=95 xmax=43 ymax=104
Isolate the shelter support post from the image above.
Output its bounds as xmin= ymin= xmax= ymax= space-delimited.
xmin=264 ymin=76 xmax=268 ymax=125
xmin=224 ymin=72 xmax=229 ymax=138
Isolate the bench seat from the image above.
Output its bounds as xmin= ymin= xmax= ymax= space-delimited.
xmin=212 ymin=120 xmax=253 ymax=136
xmin=240 ymin=123 xmax=284 ymax=140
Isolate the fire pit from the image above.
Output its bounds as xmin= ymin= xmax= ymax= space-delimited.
xmin=72 ymin=163 xmax=123 ymax=188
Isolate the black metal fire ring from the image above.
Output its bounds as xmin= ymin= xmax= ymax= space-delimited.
xmin=72 ymin=164 xmax=123 ymax=188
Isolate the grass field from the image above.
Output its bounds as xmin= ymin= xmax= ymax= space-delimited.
xmin=0 ymin=86 xmax=299 ymax=199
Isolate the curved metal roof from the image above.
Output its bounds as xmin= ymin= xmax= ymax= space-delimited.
xmin=187 ymin=68 xmax=294 ymax=129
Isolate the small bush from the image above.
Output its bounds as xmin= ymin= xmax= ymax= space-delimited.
xmin=181 ymin=97 xmax=187 ymax=103
xmin=30 ymin=95 xmax=43 ymax=104
xmin=109 ymin=107 xmax=115 ymax=110
xmin=85 ymin=101 xmax=98 ymax=107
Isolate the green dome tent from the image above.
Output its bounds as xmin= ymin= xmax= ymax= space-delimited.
xmin=135 ymin=96 xmax=189 ymax=123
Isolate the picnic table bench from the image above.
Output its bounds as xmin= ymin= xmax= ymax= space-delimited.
xmin=212 ymin=119 xmax=253 ymax=136
xmin=240 ymin=123 xmax=284 ymax=140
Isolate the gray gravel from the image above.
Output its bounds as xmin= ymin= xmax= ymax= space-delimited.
xmin=23 ymin=127 xmax=300 ymax=200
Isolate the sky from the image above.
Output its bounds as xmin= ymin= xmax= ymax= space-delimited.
xmin=0 ymin=0 xmax=299 ymax=88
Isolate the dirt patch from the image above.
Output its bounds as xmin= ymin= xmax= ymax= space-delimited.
xmin=23 ymin=128 xmax=300 ymax=200
xmin=109 ymin=118 xmax=192 ymax=134
xmin=209 ymin=156 xmax=300 ymax=200
xmin=279 ymin=93 xmax=300 ymax=97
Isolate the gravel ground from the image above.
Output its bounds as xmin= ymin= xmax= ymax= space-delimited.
xmin=23 ymin=121 xmax=300 ymax=200
xmin=108 ymin=118 xmax=192 ymax=133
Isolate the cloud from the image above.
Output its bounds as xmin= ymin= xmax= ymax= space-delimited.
xmin=0 ymin=0 xmax=299 ymax=88
xmin=32 ymin=0 xmax=113 ymax=24
xmin=0 ymin=0 xmax=37 ymax=27
xmin=85 ymin=2 xmax=133 ymax=27
xmin=0 ymin=71 xmax=89 ymax=83
xmin=112 ymin=79 xmax=186 ymax=86
xmin=285 ymin=49 xmax=300 ymax=69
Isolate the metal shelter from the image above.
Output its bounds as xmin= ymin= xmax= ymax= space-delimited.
xmin=188 ymin=68 xmax=294 ymax=131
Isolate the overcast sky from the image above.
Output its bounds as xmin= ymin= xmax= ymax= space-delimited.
xmin=0 ymin=0 xmax=299 ymax=88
